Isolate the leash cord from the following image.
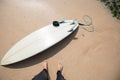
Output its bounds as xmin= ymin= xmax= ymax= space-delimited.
xmin=79 ymin=15 xmax=94 ymax=32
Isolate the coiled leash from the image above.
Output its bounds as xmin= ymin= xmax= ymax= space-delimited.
xmin=79 ymin=15 xmax=94 ymax=32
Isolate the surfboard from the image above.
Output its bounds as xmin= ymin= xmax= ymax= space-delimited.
xmin=0 ymin=20 xmax=79 ymax=65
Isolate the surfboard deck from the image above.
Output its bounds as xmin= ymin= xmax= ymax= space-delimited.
xmin=0 ymin=20 xmax=79 ymax=65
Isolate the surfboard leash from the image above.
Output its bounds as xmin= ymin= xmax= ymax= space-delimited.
xmin=52 ymin=15 xmax=94 ymax=32
xmin=78 ymin=15 xmax=94 ymax=32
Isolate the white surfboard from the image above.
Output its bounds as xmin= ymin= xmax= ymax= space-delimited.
xmin=0 ymin=20 xmax=79 ymax=65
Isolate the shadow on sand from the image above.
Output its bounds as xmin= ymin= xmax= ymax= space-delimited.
xmin=3 ymin=27 xmax=79 ymax=69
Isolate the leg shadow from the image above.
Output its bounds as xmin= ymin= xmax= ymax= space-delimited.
xmin=3 ymin=27 xmax=79 ymax=69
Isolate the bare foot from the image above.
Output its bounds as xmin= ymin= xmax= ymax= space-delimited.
xmin=43 ymin=60 xmax=48 ymax=70
xmin=58 ymin=63 xmax=63 ymax=72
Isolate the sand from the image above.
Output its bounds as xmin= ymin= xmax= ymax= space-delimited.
xmin=0 ymin=0 xmax=120 ymax=80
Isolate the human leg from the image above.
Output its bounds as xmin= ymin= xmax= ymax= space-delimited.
xmin=56 ymin=63 xmax=65 ymax=80
xmin=32 ymin=61 xmax=49 ymax=80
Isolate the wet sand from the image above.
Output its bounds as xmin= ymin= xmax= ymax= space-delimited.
xmin=0 ymin=0 xmax=120 ymax=80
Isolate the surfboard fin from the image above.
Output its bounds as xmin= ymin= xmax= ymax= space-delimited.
xmin=68 ymin=28 xmax=73 ymax=32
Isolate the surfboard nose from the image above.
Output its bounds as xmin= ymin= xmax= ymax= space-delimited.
xmin=0 ymin=58 xmax=10 ymax=65
xmin=0 ymin=60 xmax=5 ymax=65
xmin=0 ymin=59 xmax=6 ymax=65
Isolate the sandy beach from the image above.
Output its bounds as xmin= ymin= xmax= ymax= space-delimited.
xmin=0 ymin=0 xmax=120 ymax=80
